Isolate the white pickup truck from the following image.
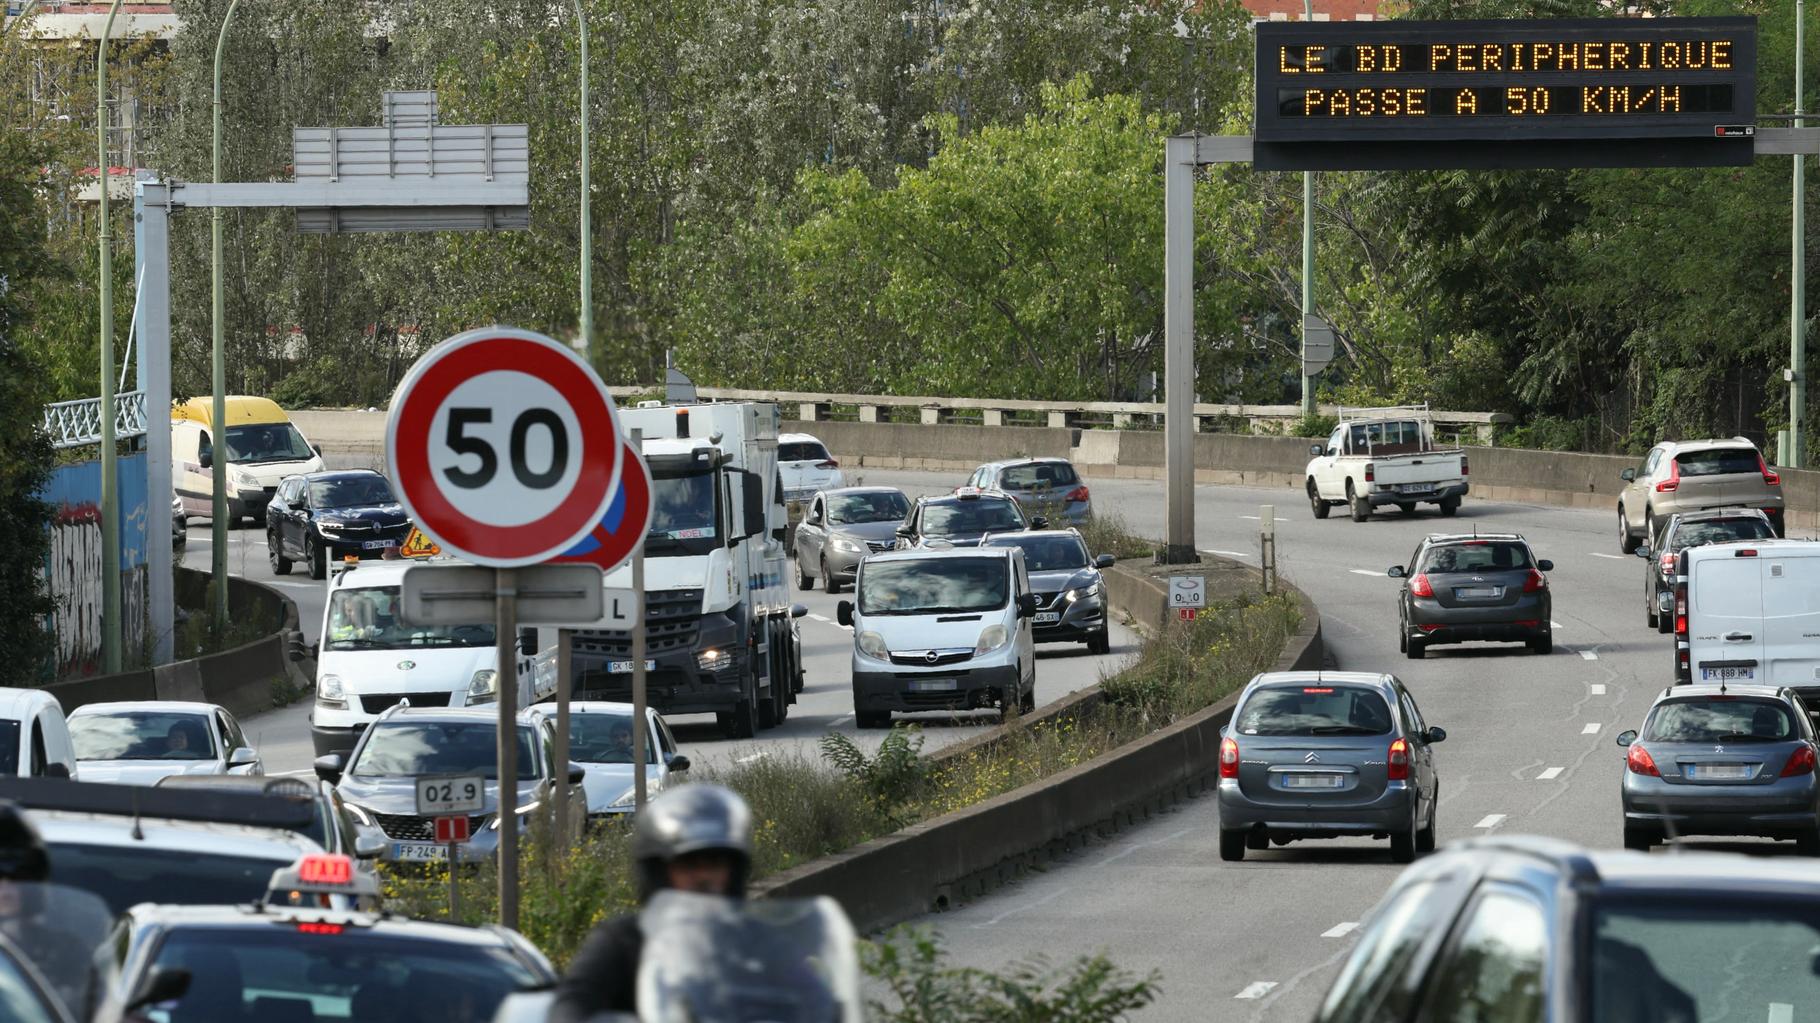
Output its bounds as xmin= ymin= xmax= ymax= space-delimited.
xmin=1304 ymin=407 xmax=1469 ymax=522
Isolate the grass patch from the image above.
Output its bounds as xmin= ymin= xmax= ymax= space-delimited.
xmin=1076 ymin=510 xmax=1154 ymax=561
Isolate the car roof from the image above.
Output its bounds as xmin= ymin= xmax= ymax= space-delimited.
xmin=1659 ymin=437 xmax=1759 ymax=454
xmin=777 ymin=432 xmax=829 ymax=445
xmin=1651 ymin=682 xmax=1789 ymax=701
xmin=1423 ymin=532 xmax=1526 ymax=545
xmin=126 ymin=902 xmax=529 ymax=948
xmin=1436 ymin=835 xmax=1820 ymax=899
xmin=0 ymin=688 xmax=56 ymax=718
xmin=568 ymin=701 xmax=657 ymax=719
xmin=982 ymin=529 xmax=1083 ymax=544
xmin=816 ymin=486 xmax=904 ymax=498
xmin=1248 ymin=671 xmax=1397 ymax=692
xmin=156 ymin=774 xmax=330 ymax=796
xmin=981 ymin=457 xmax=1073 ymax=470
xmin=865 ymin=546 xmax=1018 ymax=566
xmin=290 ymin=469 xmax=383 ymax=483
xmin=32 ymin=811 xmax=321 ymax=859
xmin=920 ymin=491 xmax=1019 ymax=506
xmin=1669 ymin=507 xmax=1772 ymax=523
xmin=68 ymin=701 xmax=223 ymax=717
xmin=1686 ymin=538 xmax=1818 ymax=559
xmin=376 ymin=707 xmax=540 ymax=727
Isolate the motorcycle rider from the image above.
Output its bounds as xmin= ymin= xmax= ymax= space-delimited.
xmin=549 ymin=784 xmax=752 ymax=1022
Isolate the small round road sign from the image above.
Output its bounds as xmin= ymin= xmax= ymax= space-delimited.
xmin=386 ymin=327 xmax=623 ymax=567
xmin=552 ymin=437 xmax=652 ymax=574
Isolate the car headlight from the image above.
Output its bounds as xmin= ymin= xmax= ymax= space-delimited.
xmin=316 ymin=518 xmax=345 ymax=533
xmin=233 ymin=470 xmax=260 ymax=489
xmin=317 ymin=674 xmax=346 ymax=708
xmin=467 ymin=670 xmax=498 ymax=702
xmin=858 ymin=631 xmax=888 ymax=659
xmin=830 ymin=534 xmax=864 ymax=554
xmin=487 ymin=800 xmax=544 ymax=830
xmin=974 ymin=625 xmax=1010 ymax=655
xmin=609 ymin=787 xmax=638 ymax=808
xmin=696 ymin=647 xmax=730 ymax=672
xmin=344 ymin=802 xmax=374 ymax=826
xmin=1065 ymin=584 xmax=1100 ymax=604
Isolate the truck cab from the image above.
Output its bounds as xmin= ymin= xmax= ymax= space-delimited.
xmin=1305 ymin=405 xmax=1469 ymax=523
xmin=569 ymin=402 xmax=806 ymax=739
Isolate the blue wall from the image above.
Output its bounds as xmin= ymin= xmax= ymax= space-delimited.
xmin=40 ymin=453 xmax=149 ymax=677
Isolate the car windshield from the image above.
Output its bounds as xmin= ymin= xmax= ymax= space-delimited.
xmin=309 ymin=476 xmax=395 ymax=509
xmin=0 ymin=946 xmax=56 ymax=1023
xmin=986 ymin=534 xmax=1089 ymax=572
xmin=1235 ymin=686 xmax=1394 ymax=736
xmin=569 ymin=713 xmax=655 ymax=765
xmin=70 ymin=711 xmax=217 ymax=761
xmin=0 ymin=721 xmax=18 ymax=776
xmin=350 ymin=723 xmax=539 ymax=780
xmin=47 ymin=841 xmax=292 ymax=915
xmin=1676 ymin=448 xmax=1762 ymax=477
xmin=649 ymin=470 xmax=718 ymax=541
xmin=1644 ymin=699 xmax=1795 ymax=743
xmin=778 ymin=441 xmax=831 ymax=463
xmin=922 ymin=500 xmax=1024 ymax=536
xmin=1670 ymin=518 xmax=1775 ymax=551
xmin=827 ymin=492 xmax=910 ymax=525
xmin=324 ymin=587 xmax=495 ymax=651
xmin=225 ymin=422 xmax=314 ymax=464
xmin=1590 ymin=897 xmax=1820 ymax=1019
xmin=995 ymin=463 xmax=1079 ymax=491
xmin=859 ymin=558 xmax=1010 ymax=615
xmin=1418 ymin=541 xmax=1533 ymax=574
xmin=141 ymin=927 xmax=543 ymax=1023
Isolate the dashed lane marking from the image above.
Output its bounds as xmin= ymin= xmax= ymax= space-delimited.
xmin=1582 ymin=723 xmax=1601 ymax=735
xmin=1321 ymin=922 xmax=1359 ymax=939
xmin=1769 ymin=1004 xmax=1794 ymax=1023
xmin=1349 ymin=569 xmax=1384 ymax=577
xmin=1551 ymin=620 xmax=1563 ymax=629
xmin=830 ymin=715 xmax=852 ymax=727
xmin=1589 ymin=553 xmax=1626 ymax=560
xmin=1473 ymin=814 xmax=1507 ymax=829
xmin=1234 ymin=982 xmax=1278 ymax=1000
xmin=735 ymin=752 xmax=769 ymax=765
xmin=808 ymin=613 xmax=833 ymax=623
xmin=1579 ymin=650 xmax=1598 ymax=661
xmin=1204 ymin=549 xmax=1252 ymax=558
xmin=1591 ymin=683 xmax=1607 ymax=695
xmin=1538 ymin=766 xmax=1565 ymax=781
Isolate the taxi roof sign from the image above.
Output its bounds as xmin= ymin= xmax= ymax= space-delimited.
xmin=401 ymin=526 xmax=442 ymax=559
xmin=268 ymin=853 xmax=381 ymax=911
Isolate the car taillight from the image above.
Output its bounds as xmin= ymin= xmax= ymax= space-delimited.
xmin=1364 ymin=463 xmax=1375 ymax=483
xmin=1674 ymin=584 xmax=1688 ymax=636
xmin=1219 ymin=738 xmax=1239 ymax=779
xmin=1461 ymin=455 xmax=1469 ymax=477
xmin=1627 ymin=744 xmax=1661 ymax=777
xmin=1655 ymin=459 xmax=1681 ymax=493
xmin=1659 ymin=552 xmax=1676 ymax=574
xmin=1783 ymin=745 xmax=1818 ymax=777
xmin=1409 ymin=573 xmax=1434 ymax=598
xmin=1065 ymin=485 xmax=1090 ymax=502
xmin=296 ymin=922 xmax=345 ymax=936
xmin=1761 ymin=455 xmax=1781 ymax=486
xmin=1522 ymin=569 xmax=1546 ymax=593
xmin=816 ymin=459 xmax=839 ymax=469
xmin=1387 ymin=738 xmax=1410 ymax=781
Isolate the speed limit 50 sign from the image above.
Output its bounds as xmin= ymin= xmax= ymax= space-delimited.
xmin=386 ymin=327 xmax=623 ymax=567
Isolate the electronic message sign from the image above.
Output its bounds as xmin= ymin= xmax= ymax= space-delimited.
xmin=1254 ymin=17 xmax=1757 ymax=170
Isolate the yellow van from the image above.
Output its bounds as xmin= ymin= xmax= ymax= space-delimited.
xmin=172 ymin=396 xmax=324 ymax=526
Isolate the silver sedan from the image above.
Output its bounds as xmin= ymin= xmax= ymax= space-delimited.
xmin=794 ymin=487 xmax=912 ymax=594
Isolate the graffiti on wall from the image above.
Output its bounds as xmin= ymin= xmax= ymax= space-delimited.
xmin=40 ymin=455 xmax=148 ymax=678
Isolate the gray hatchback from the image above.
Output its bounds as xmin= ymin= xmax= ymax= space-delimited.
xmin=1617 ymin=683 xmax=1820 ymax=853
xmin=1218 ymin=672 xmax=1444 ymax=864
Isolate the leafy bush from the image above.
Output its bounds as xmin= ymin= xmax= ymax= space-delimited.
xmin=865 ymin=928 xmax=1160 ymax=1023
xmin=821 ymin=727 xmax=929 ymax=826
xmin=1077 ymin=511 xmax=1153 ymax=561
xmin=1292 ymin=413 xmax=1338 ymax=438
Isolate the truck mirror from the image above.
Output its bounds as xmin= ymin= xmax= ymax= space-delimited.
xmin=741 ymin=470 xmax=766 ymax=539
xmin=199 ymin=450 xmax=213 ymax=470
xmin=518 ymin=628 xmax=538 ymax=657
xmin=1309 ymin=444 xmax=1323 ymax=456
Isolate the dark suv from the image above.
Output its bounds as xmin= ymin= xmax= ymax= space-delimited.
xmin=1315 ymin=835 xmax=1820 ymax=1021
xmin=266 ymin=469 xmax=411 ymax=579
xmin=1388 ymin=533 xmax=1554 ymax=658
xmin=1634 ymin=507 xmax=1775 ymax=633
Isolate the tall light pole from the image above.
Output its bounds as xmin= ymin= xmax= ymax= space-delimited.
xmin=1793 ymin=0 xmax=1808 ymax=468
xmin=1300 ymin=0 xmax=1317 ymax=417
xmin=97 ymin=0 xmax=126 ymax=674
xmin=210 ymin=0 xmax=243 ymax=635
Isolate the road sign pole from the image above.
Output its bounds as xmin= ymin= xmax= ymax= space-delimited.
xmin=631 ymin=434 xmax=648 ymax=811
xmin=495 ymin=567 xmax=519 ymax=931
xmin=553 ymin=627 xmax=572 ymax=850
xmin=449 ymin=843 xmax=460 ymax=919
xmin=1162 ymin=135 xmax=1199 ymax=566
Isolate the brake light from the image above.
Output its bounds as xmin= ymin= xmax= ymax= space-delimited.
xmin=1784 ymin=745 xmax=1817 ymax=777
xmin=1387 ymin=738 xmax=1410 ymax=781
xmin=1522 ymin=569 xmax=1546 ymax=593
xmin=296 ymin=922 xmax=345 ymax=936
xmin=1656 ymin=459 xmax=1681 ymax=493
xmin=1364 ymin=463 xmax=1376 ymax=483
xmin=1065 ymin=485 xmax=1090 ymax=503
xmin=1409 ymin=573 xmax=1434 ymax=598
xmin=1675 ymin=584 xmax=1688 ymax=636
xmin=1626 ymin=744 xmax=1661 ymax=777
xmin=1736 ymin=549 xmax=1759 ymax=557
xmin=1761 ymin=456 xmax=1781 ymax=486
xmin=1219 ymin=738 xmax=1239 ymax=779
xmin=1302 ymin=687 xmax=1334 ymax=693
xmin=1462 ymin=455 xmax=1470 ymax=477
xmin=297 ymin=854 xmax=354 ymax=886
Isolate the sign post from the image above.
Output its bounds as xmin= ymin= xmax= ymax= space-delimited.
xmin=415 ymin=774 xmax=484 ymax=920
xmin=631 ymin=433 xmax=648 ymax=811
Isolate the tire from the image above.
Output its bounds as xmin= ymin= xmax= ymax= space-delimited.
xmin=1348 ymin=483 xmax=1370 ymax=523
xmin=1646 ymin=597 xmax=1658 ymax=630
xmin=821 ymin=557 xmax=839 ymax=595
xmin=1308 ymin=481 xmax=1330 ymax=520
xmin=1398 ymin=627 xmax=1408 ymax=654
xmin=1644 ymin=511 xmax=1656 ymax=548
xmin=1529 ymin=630 xmax=1554 ymax=655
xmin=720 ymin=681 xmax=759 ymax=739
xmin=855 ymin=709 xmax=891 ymax=730
xmin=268 ymin=531 xmax=293 ymax=576
xmin=1618 ymin=506 xmax=1640 ymax=554
xmin=1623 ymin=824 xmax=1655 ymax=852
xmin=1438 ymin=497 xmax=1460 ymax=517
xmin=1407 ymin=637 xmax=1426 ymax=660
xmin=1416 ymin=797 xmax=1437 ymax=854
xmin=1657 ymin=609 xmax=1672 ymax=635
xmin=1087 ymin=628 xmax=1111 ymax=655
xmin=1391 ymin=811 xmax=1419 ymax=863
xmin=1798 ymin=826 xmax=1820 ymax=857
xmin=797 ymin=554 xmax=815 ymax=589
xmin=1019 ymin=677 xmax=1036 ymax=715
xmin=1396 ymin=502 xmax=1417 ymax=515
xmin=1245 ymin=831 xmax=1269 ymax=851
xmin=305 ymin=536 xmax=326 ymax=580
xmin=1219 ymin=830 xmax=1247 ymax=862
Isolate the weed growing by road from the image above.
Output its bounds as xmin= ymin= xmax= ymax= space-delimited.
xmin=1077 ymin=510 xmax=1153 ymax=561
xmin=864 ymin=927 xmax=1160 ymax=1022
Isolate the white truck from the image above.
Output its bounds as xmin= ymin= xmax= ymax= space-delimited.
xmin=569 ymin=401 xmax=806 ymax=739
xmin=1674 ymin=540 xmax=1820 ymax=708
xmin=1304 ymin=405 xmax=1470 ymax=522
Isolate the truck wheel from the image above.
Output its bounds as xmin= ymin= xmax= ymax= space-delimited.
xmin=1348 ymin=483 xmax=1370 ymax=523
xmin=268 ymin=530 xmax=293 ymax=576
xmin=720 ymin=681 xmax=759 ymax=739
xmin=1438 ymin=497 xmax=1460 ymax=517
xmin=1307 ymin=480 xmax=1330 ymax=520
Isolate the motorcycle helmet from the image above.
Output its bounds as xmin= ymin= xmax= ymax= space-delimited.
xmin=631 ymin=784 xmax=753 ymax=901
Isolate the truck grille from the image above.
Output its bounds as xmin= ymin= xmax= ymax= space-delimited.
xmin=359 ymin=692 xmax=452 ymax=714
xmin=889 ymin=650 xmax=972 ymax=667
xmin=572 ymin=589 xmax=703 ymax=659
xmin=373 ymin=812 xmax=489 ymax=842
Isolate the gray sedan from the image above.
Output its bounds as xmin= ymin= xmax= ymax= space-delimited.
xmin=794 ymin=487 xmax=911 ymax=594
xmin=1618 ymin=683 xmax=1820 ymax=853
xmin=1218 ymin=671 xmax=1443 ymax=863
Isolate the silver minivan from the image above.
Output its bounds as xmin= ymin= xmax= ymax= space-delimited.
xmin=836 ymin=547 xmax=1039 ymax=729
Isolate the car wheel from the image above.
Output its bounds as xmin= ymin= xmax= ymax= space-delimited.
xmin=1398 ymin=625 xmax=1408 ymax=653
xmin=1438 ymin=497 xmax=1460 ymax=517
xmin=1219 ymin=830 xmax=1247 ymax=862
xmin=797 ymin=554 xmax=814 ymax=589
xmin=1390 ymin=811 xmax=1418 ymax=863
xmin=1308 ymin=480 xmax=1330 ymax=520
xmin=1348 ymin=483 xmax=1370 ymax=523
xmin=1396 ymin=502 xmax=1417 ymax=515
xmin=855 ymin=710 xmax=891 ymax=730
xmin=1618 ymin=506 xmax=1640 ymax=554
xmin=1529 ymin=630 xmax=1553 ymax=655
xmin=1416 ymin=797 xmax=1437 ymax=854
xmin=1407 ymin=637 xmax=1426 ymax=660
xmin=306 ymin=536 xmax=326 ymax=580
xmin=1657 ymin=608 xmax=1673 ymax=635
xmin=1623 ymin=824 xmax=1655 ymax=852
xmin=1644 ymin=511 xmax=1656 ymax=548
xmin=822 ymin=557 xmax=839 ymax=595
xmin=1646 ymin=596 xmax=1658 ymax=630
xmin=269 ymin=530 xmax=293 ymax=576
xmin=1088 ymin=628 xmax=1111 ymax=655
xmin=1798 ymin=826 xmax=1820 ymax=857
xmin=1245 ymin=831 xmax=1269 ymax=851
xmin=1019 ymin=678 xmax=1036 ymax=715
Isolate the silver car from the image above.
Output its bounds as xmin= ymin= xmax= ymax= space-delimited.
xmin=1617 ymin=683 xmax=1820 ymax=853
xmin=794 ymin=487 xmax=912 ymax=594
xmin=1617 ymin=437 xmax=1785 ymax=552
xmin=963 ymin=458 xmax=1092 ymax=525
xmin=1218 ymin=672 xmax=1444 ymax=864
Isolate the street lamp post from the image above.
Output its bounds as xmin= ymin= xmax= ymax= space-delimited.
xmin=1793 ymin=0 xmax=1808 ymax=469
xmin=210 ymin=0 xmax=243 ymax=635
xmin=97 ymin=0 xmax=126 ymax=674
xmin=1300 ymin=0 xmax=1317 ymax=418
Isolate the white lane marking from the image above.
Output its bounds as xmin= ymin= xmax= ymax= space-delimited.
xmin=1551 ymin=620 xmax=1562 ymax=629
xmin=1769 ymin=1003 xmax=1794 ymax=1023
xmin=1538 ymin=766 xmax=1565 ymax=781
xmin=1473 ymin=814 xmax=1506 ymax=829
xmin=1579 ymin=650 xmax=1598 ymax=661
xmin=274 ymin=769 xmax=316 ymax=777
xmin=1321 ymin=922 xmax=1358 ymax=939
xmin=1589 ymin=552 xmax=1626 ymax=560
xmin=1234 ymin=982 xmax=1278 ymax=1000
xmin=808 ymin=613 xmax=833 ymax=623
xmin=1204 ymin=549 xmax=1251 ymax=558
xmin=1349 ymin=569 xmax=1385 ymax=577
xmin=269 ymin=581 xmax=319 ymax=591
xmin=829 ymin=715 xmax=852 ymax=727
xmin=1591 ymin=683 xmax=1608 ymax=696
xmin=735 ymin=752 xmax=768 ymax=765
xmin=1582 ymin=723 xmax=1601 ymax=735
xmin=1240 ymin=515 xmax=1260 ymax=520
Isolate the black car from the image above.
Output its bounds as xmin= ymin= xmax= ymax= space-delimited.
xmin=982 ymin=529 xmax=1114 ymax=653
xmin=1315 ymin=835 xmax=1820 ymax=1022
xmin=1635 ymin=507 xmax=1776 ymax=633
xmin=897 ymin=488 xmax=1044 ymax=549
xmin=156 ymin=772 xmax=385 ymax=864
xmin=265 ymin=469 xmax=410 ymax=579
xmin=1388 ymin=533 xmax=1554 ymax=658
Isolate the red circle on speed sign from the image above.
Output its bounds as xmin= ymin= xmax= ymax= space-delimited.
xmin=386 ymin=327 xmax=622 ymax=567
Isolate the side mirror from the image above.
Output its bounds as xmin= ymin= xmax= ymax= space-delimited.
xmin=353 ymin=829 xmax=386 ymax=860
xmin=227 ymin=746 xmax=260 ymax=768
xmin=1616 ymin=730 xmax=1638 ymax=747
xmin=518 ymin=628 xmax=538 ymax=658
xmin=1310 ymin=444 xmax=1324 ymax=456
xmin=1095 ymin=554 xmax=1115 ymax=569
xmin=198 ymin=450 xmax=213 ymax=470
xmin=741 ymin=469 xmax=766 ymax=539
xmin=789 ymin=603 xmax=808 ymax=619
xmin=665 ymin=753 xmax=692 ymax=773
xmin=1424 ymin=726 xmax=1447 ymax=744
xmin=836 ymin=600 xmax=855 ymax=628
xmin=125 ymin=967 xmax=192 ymax=1015
xmin=1537 ymin=559 xmax=1554 ymax=572
xmin=43 ymin=762 xmax=70 ymax=780
xmin=1017 ymin=593 xmax=1041 ymax=618
xmin=568 ymin=763 xmax=587 ymax=785
xmin=313 ymin=753 xmax=346 ymax=784
xmin=770 ymin=524 xmax=786 ymax=543
xmin=1620 ymin=467 xmax=1637 ymax=482
xmin=1387 ymin=566 xmax=1406 ymax=578
xmin=1634 ymin=546 xmax=1653 ymax=560
xmin=895 ymin=525 xmax=913 ymax=538
xmin=1030 ymin=516 xmax=1050 ymax=530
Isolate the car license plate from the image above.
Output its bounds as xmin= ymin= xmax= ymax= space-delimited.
xmin=361 ymin=539 xmax=398 ymax=550
xmin=1687 ymin=764 xmax=1756 ymax=781
xmin=1455 ymin=587 xmax=1501 ymax=599
xmin=1701 ymin=666 xmax=1756 ymax=681
xmin=392 ymin=843 xmax=447 ymax=861
xmin=1283 ymin=774 xmax=1346 ymax=789
xmin=1035 ymin=612 xmax=1061 ymax=625
xmin=1397 ymin=484 xmax=1433 ymax=494
xmin=607 ymin=660 xmax=657 ymax=674
xmin=908 ymin=679 xmax=958 ymax=692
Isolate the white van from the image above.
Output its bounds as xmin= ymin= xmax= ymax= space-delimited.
xmin=1677 ymin=540 xmax=1820 ymax=706
xmin=172 ymin=395 xmax=324 ymax=526
xmin=0 ymin=690 xmax=77 ymax=779
xmin=308 ymin=559 xmax=554 ymax=757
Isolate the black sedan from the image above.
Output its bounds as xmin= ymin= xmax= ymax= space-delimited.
xmin=1635 ymin=507 xmax=1776 ymax=633
xmin=1389 ymin=533 xmax=1554 ymax=658
xmin=983 ymin=529 xmax=1114 ymax=653
xmin=265 ymin=470 xmax=411 ymax=579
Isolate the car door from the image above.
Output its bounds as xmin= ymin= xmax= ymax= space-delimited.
xmin=797 ymin=494 xmax=826 ymax=570
xmin=1415 ymin=885 xmax=1549 ymax=1021
xmin=1314 ymin=873 xmax=1474 ymax=1023
xmin=288 ymin=479 xmax=314 ymax=556
xmin=1315 ymin=428 xmax=1346 ymax=499
xmin=1624 ymin=447 xmax=1662 ymax=529
xmin=1394 ymin=684 xmax=1438 ymax=812
xmin=1399 ymin=540 xmax=1428 ymax=628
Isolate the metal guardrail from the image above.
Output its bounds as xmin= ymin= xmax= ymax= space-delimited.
xmin=42 ymin=391 xmax=147 ymax=450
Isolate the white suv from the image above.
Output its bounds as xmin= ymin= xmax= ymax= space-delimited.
xmin=778 ymin=433 xmax=845 ymax=503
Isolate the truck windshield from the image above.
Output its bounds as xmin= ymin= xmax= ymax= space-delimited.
xmin=647 ymin=470 xmax=720 ymax=555
xmin=859 ymin=558 xmax=1009 ymax=615
xmin=324 ymin=587 xmax=495 ymax=651
xmin=225 ymin=422 xmax=314 ymax=464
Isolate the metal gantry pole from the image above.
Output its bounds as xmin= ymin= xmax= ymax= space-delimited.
xmin=1299 ymin=0 xmax=1317 ymax=419
xmin=97 ymin=0 xmax=125 ymax=674
xmin=1162 ymin=136 xmax=1199 ymax=565
xmin=631 ymin=429 xmax=649 ymax=810
xmin=495 ymin=568 xmax=520 ymax=930
xmin=1795 ymin=0 xmax=1809 ymax=469
xmin=210 ymin=0 xmax=242 ymax=635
